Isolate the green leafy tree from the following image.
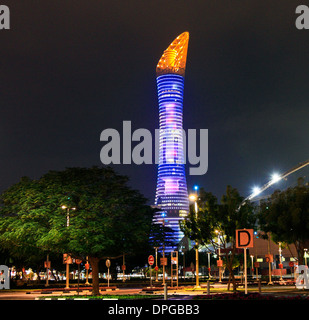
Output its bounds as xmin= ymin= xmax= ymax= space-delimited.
xmin=181 ymin=186 xmax=256 ymax=291
xmin=0 ymin=176 xmax=51 ymax=281
xmin=0 ymin=167 xmax=154 ymax=295
xmin=258 ymin=178 xmax=309 ymax=264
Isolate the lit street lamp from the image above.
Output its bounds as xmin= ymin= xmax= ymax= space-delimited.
xmin=61 ymin=205 xmax=76 ymax=289
xmin=270 ymin=173 xmax=281 ymax=184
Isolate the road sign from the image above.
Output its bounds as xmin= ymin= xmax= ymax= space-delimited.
xmin=148 ymin=255 xmax=154 ymax=266
xmin=217 ymin=259 xmax=223 ymax=267
xmin=236 ymin=229 xmax=254 ymax=248
xmin=236 ymin=229 xmax=254 ymax=295
xmin=122 ymin=265 xmax=126 ymax=271
xmin=63 ymin=254 xmax=72 ymax=264
xmin=85 ymin=263 xmax=90 ymax=270
xmin=289 ymin=261 xmax=294 ymax=268
xmin=106 ymin=259 xmax=111 ymax=268
xmin=44 ymin=261 xmax=51 ymax=269
xmin=265 ymin=254 xmax=273 ymax=263
xmin=155 ymin=266 xmax=159 ymax=271
xmin=75 ymin=259 xmax=82 ymax=265
xmin=171 ymin=256 xmax=178 ymax=265
xmin=160 ymin=257 xmax=167 ymax=266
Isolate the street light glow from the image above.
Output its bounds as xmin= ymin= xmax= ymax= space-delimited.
xmin=270 ymin=173 xmax=281 ymax=184
xmin=252 ymin=186 xmax=261 ymax=197
xmin=189 ymin=194 xmax=197 ymax=201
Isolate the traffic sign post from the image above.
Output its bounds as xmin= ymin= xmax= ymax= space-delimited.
xmin=85 ymin=257 xmax=90 ymax=286
xmin=148 ymin=255 xmax=154 ymax=287
xmin=244 ymin=247 xmax=247 ymax=294
xmin=63 ymin=254 xmax=72 ymax=289
xmin=171 ymin=251 xmax=178 ymax=288
xmin=265 ymin=254 xmax=274 ymax=285
xmin=44 ymin=254 xmax=50 ymax=287
xmin=75 ymin=258 xmax=82 ymax=295
xmin=148 ymin=255 xmax=154 ymax=265
xmin=236 ymin=229 xmax=254 ymax=295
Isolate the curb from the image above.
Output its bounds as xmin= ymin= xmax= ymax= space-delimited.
xmin=35 ymin=297 xmax=118 ymax=300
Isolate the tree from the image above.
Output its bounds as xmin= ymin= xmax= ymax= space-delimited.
xmin=0 ymin=176 xmax=51 ymax=281
xmin=258 ymin=178 xmax=309 ymax=264
xmin=216 ymin=186 xmax=256 ymax=291
xmin=181 ymin=186 xmax=256 ymax=291
xmin=0 ymin=166 xmax=154 ymax=295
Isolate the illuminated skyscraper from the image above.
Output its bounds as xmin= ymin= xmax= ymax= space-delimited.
xmin=154 ymin=32 xmax=190 ymax=250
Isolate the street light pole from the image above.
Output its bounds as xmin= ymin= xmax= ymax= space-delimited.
xmin=194 ymin=198 xmax=200 ymax=288
xmin=207 ymin=252 xmax=211 ymax=279
xmin=163 ymin=225 xmax=166 ymax=285
xmin=250 ymin=255 xmax=254 ymax=277
xmin=160 ymin=213 xmax=166 ymax=286
xmin=154 ymin=247 xmax=159 ymax=282
xmin=61 ymin=205 xmax=76 ymax=289
xmin=189 ymin=190 xmax=200 ymax=289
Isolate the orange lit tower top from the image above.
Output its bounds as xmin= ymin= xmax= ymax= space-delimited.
xmin=156 ymin=32 xmax=189 ymax=77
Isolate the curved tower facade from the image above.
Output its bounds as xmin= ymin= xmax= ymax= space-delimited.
xmin=154 ymin=32 xmax=190 ymax=250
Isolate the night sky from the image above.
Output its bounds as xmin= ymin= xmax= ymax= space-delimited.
xmin=1 ymin=1 xmax=309 ymax=204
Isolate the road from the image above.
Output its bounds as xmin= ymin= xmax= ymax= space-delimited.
xmin=0 ymin=283 xmax=307 ymax=300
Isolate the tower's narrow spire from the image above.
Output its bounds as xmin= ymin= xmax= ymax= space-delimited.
xmin=156 ymin=32 xmax=189 ymax=77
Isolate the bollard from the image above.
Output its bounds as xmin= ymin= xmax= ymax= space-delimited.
xmin=164 ymin=283 xmax=168 ymax=300
xmin=207 ymin=280 xmax=210 ymax=295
